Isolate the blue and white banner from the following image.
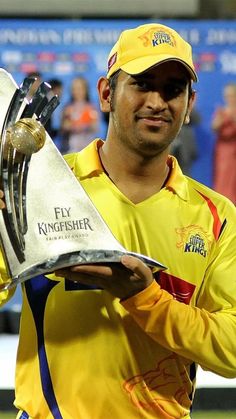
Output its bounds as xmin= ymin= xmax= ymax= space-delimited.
xmin=1 ymin=19 xmax=236 ymax=185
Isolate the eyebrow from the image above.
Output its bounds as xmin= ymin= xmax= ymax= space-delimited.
xmin=168 ymin=77 xmax=189 ymax=86
xmin=134 ymin=73 xmax=187 ymax=81
xmin=133 ymin=74 xmax=188 ymax=86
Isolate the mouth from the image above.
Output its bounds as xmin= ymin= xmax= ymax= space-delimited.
xmin=137 ymin=115 xmax=171 ymax=128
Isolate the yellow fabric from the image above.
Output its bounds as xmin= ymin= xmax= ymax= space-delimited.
xmin=0 ymin=251 xmax=16 ymax=305
xmin=107 ymin=23 xmax=197 ymax=81
xmin=2 ymin=139 xmax=236 ymax=418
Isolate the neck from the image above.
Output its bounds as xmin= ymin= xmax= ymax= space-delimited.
xmin=99 ymin=139 xmax=170 ymax=203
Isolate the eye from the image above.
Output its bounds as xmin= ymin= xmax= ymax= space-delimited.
xmin=164 ymin=83 xmax=186 ymax=100
xmin=132 ymin=79 xmax=149 ymax=90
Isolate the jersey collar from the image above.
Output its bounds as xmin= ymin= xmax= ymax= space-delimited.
xmin=69 ymin=139 xmax=189 ymax=201
xmin=165 ymin=155 xmax=189 ymax=201
xmin=66 ymin=138 xmax=104 ymax=178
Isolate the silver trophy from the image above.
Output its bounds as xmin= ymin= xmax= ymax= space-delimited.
xmin=0 ymin=69 xmax=165 ymax=291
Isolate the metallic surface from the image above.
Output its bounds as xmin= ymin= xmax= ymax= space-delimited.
xmin=0 ymin=68 xmax=166 ymax=291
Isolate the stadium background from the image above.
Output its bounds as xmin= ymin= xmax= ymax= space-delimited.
xmin=1 ymin=18 xmax=236 ymax=187
xmin=1 ymin=0 xmax=236 ymax=416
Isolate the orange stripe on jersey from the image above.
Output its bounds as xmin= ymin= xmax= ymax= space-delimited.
xmin=196 ymin=191 xmax=222 ymax=240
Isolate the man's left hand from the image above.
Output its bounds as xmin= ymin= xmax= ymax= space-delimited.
xmin=55 ymin=255 xmax=154 ymax=300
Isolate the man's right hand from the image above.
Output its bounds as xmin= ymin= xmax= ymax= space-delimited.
xmin=0 ymin=190 xmax=5 ymax=209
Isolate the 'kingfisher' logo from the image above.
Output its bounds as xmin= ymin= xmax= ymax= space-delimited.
xmin=176 ymin=225 xmax=212 ymax=258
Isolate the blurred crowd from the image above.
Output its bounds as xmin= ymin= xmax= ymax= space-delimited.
xmin=211 ymin=82 xmax=236 ymax=204
xmin=26 ymin=71 xmax=101 ymax=154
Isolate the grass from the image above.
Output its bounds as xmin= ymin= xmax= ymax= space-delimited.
xmin=192 ymin=412 xmax=236 ymax=418
xmin=2 ymin=411 xmax=236 ymax=419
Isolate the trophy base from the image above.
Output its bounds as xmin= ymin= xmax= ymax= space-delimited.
xmin=0 ymin=249 xmax=166 ymax=291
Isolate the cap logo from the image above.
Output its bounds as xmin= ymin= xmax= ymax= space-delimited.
xmin=108 ymin=52 xmax=117 ymax=71
xmin=138 ymin=27 xmax=176 ymax=48
xmin=152 ymin=31 xmax=175 ymax=47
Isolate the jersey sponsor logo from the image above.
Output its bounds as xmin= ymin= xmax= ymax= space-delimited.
xmin=175 ymin=225 xmax=212 ymax=258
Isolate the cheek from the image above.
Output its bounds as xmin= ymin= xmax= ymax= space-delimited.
xmin=168 ymin=103 xmax=189 ymax=138
xmin=116 ymin=86 xmax=142 ymax=109
xmin=173 ymin=99 xmax=189 ymax=122
xmin=112 ymin=94 xmax=136 ymax=121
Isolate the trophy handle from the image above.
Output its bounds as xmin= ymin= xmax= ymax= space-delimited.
xmin=0 ymin=77 xmax=60 ymax=263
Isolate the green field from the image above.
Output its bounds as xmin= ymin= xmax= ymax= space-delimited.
xmin=2 ymin=411 xmax=236 ymax=418
xmin=193 ymin=412 xmax=236 ymax=418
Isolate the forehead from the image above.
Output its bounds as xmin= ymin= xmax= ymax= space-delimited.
xmin=131 ymin=61 xmax=190 ymax=83
xmin=72 ymin=78 xmax=86 ymax=88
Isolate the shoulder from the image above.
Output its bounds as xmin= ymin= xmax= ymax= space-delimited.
xmin=187 ymin=176 xmax=236 ymax=218
xmin=63 ymin=152 xmax=78 ymax=168
xmin=63 ymin=139 xmax=102 ymax=177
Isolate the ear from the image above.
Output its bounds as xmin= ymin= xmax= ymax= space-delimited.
xmin=184 ymin=114 xmax=190 ymax=124
xmin=184 ymin=89 xmax=196 ymax=125
xmin=97 ymin=77 xmax=111 ymax=113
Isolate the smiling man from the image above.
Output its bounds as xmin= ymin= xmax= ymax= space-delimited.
xmin=1 ymin=23 xmax=236 ymax=419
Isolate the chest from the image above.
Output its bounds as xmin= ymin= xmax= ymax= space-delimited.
xmin=96 ymin=192 xmax=211 ymax=284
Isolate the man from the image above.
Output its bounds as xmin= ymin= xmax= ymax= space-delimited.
xmin=1 ymin=23 xmax=236 ymax=419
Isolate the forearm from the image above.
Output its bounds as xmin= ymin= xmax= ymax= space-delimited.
xmin=122 ymin=281 xmax=236 ymax=378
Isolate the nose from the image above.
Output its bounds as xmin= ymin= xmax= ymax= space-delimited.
xmin=145 ymin=90 xmax=167 ymax=111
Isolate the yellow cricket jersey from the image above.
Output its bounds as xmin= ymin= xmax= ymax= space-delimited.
xmin=1 ymin=138 xmax=236 ymax=419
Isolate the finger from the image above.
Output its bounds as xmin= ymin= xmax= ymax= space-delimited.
xmin=55 ymin=269 xmax=103 ymax=287
xmin=70 ymin=264 xmax=113 ymax=277
xmin=0 ymin=190 xmax=5 ymax=209
xmin=55 ymin=266 xmax=107 ymax=277
xmin=55 ymin=265 xmax=111 ymax=281
xmin=55 ymin=269 xmax=70 ymax=277
xmin=120 ymin=255 xmax=153 ymax=281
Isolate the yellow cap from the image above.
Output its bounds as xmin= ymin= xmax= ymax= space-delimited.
xmin=107 ymin=23 xmax=197 ymax=82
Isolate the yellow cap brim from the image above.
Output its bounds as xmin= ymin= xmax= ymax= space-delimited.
xmin=120 ymin=54 xmax=198 ymax=82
